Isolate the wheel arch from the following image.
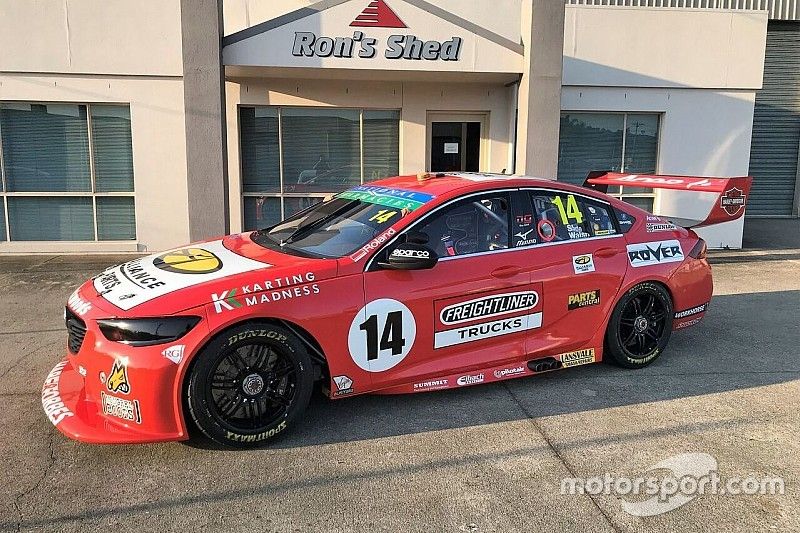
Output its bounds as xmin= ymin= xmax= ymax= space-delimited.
xmin=177 ymin=316 xmax=329 ymax=438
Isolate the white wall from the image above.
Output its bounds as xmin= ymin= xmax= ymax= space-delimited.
xmin=562 ymin=6 xmax=767 ymax=248
xmin=0 ymin=0 xmax=189 ymax=253
xmin=561 ymin=87 xmax=756 ymax=247
xmin=563 ymin=6 xmax=766 ymax=89
xmin=0 ymin=0 xmax=183 ymax=76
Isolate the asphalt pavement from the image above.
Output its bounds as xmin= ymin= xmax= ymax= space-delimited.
xmin=0 ymin=250 xmax=797 ymax=532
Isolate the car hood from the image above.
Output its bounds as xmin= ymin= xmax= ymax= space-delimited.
xmin=80 ymin=232 xmax=339 ymax=317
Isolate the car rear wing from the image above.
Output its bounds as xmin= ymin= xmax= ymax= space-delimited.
xmin=582 ymin=171 xmax=753 ymax=228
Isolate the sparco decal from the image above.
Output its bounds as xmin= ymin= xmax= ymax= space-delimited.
xmin=391 ymin=248 xmax=430 ymax=259
xmin=101 ymin=392 xmax=142 ymax=424
xmin=439 ymin=291 xmax=539 ymax=326
xmin=41 ymin=361 xmax=74 ymax=426
xmin=560 ymin=348 xmax=596 ymax=368
xmin=434 ymin=312 xmax=542 ymax=349
xmin=93 ymin=240 xmax=270 ymax=311
xmin=456 ymin=373 xmax=484 ymax=386
xmin=627 ymin=240 xmax=685 ymax=267
xmin=413 ymin=379 xmax=449 ymax=390
xmin=212 ymin=272 xmax=320 ymax=313
xmin=674 ymin=302 xmax=708 ymax=319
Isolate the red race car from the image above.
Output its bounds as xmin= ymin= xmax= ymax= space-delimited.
xmin=42 ymin=172 xmax=751 ymax=447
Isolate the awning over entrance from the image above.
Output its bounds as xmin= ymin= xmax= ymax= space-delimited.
xmin=222 ymin=0 xmax=525 ymax=77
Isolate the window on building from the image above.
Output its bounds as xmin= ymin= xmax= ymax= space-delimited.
xmin=557 ymin=112 xmax=660 ymax=211
xmin=0 ymin=103 xmax=136 ymax=241
xmin=240 ymin=107 xmax=400 ymax=230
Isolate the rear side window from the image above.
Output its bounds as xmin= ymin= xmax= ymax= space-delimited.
xmin=615 ymin=208 xmax=636 ymax=234
xmin=583 ymin=201 xmax=618 ymax=237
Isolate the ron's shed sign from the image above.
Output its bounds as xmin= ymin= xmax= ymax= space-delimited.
xmin=292 ymin=31 xmax=462 ymax=61
xmin=291 ymin=1 xmax=462 ymax=62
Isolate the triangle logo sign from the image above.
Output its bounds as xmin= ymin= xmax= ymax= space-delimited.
xmin=350 ymin=0 xmax=407 ymax=28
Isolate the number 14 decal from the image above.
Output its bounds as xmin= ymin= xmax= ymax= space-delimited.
xmin=348 ymin=299 xmax=417 ymax=372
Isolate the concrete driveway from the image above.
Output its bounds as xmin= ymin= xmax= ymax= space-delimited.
xmin=0 ymin=251 xmax=797 ymax=532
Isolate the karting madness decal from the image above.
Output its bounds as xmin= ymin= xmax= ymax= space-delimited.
xmin=211 ymin=272 xmax=320 ymax=313
xmin=94 ymin=240 xmax=270 ymax=310
xmin=626 ymin=240 xmax=684 ymax=268
xmin=433 ymin=286 xmax=543 ymax=349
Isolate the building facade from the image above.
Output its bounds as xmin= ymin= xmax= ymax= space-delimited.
xmin=0 ymin=0 xmax=796 ymax=253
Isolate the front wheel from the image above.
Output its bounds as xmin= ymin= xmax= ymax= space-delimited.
xmin=605 ymin=282 xmax=673 ymax=368
xmin=186 ymin=322 xmax=314 ymax=447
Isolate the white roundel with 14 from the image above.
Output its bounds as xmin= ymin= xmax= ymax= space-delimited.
xmin=348 ymin=298 xmax=416 ymax=372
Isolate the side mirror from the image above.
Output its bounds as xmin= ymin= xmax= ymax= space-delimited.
xmin=378 ymin=242 xmax=438 ymax=270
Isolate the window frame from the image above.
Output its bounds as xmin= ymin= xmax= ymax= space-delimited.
xmin=558 ymin=111 xmax=662 ymax=210
xmin=0 ymin=101 xmax=136 ymax=242
xmin=366 ymin=187 xmax=625 ymax=272
xmin=239 ymin=105 xmax=401 ymax=230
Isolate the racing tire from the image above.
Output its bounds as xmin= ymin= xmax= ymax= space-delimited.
xmin=187 ymin=322 xmax=314 ymax=448
xmin=605 ymin=282 xmax=673 ymax=368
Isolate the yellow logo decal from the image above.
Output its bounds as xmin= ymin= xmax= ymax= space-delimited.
xmin=560 ymin=348 xmax=596 ymax=368
xmin=106 ymin=360 xmax=131 ymax=394
xmin=153 ymin=248 xmax=222 ymax=275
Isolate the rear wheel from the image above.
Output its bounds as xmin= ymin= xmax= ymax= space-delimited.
xmin=605 ymin=282 xmax=673 ymax=368
xmin=187 ymin=322 xmax=314 ymax=447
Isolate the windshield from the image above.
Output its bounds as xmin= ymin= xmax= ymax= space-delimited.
xmin=251 ymin=185 xmax=436 ymax=258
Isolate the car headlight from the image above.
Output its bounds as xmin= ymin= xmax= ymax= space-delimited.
xmin=97 ymin=316 xmax=201 ymax=346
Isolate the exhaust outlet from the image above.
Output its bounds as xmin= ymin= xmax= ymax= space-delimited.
xmin=527 ymin=357 xmax=562 ymax=373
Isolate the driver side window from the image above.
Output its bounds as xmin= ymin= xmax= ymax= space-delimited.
xmin=415 ymin=194 xmax=510 ymax=257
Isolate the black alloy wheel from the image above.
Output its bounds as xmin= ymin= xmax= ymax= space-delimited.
xmin=605 ymin=282 xmax=673 ymax=368
xmin=187 ymin=322 xmax=314 ymax=447
xmin=207 ymin=342 xmax=297 ymax=433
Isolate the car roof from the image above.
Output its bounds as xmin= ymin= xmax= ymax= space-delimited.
xmin=368 ymin=172 xmax=604 ymax=200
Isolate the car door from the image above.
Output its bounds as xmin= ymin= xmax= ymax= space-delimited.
xmin=511 ymin=188 xmax=628 ymax=361
xmin=353 ymin=191 xmax=542 ymax=389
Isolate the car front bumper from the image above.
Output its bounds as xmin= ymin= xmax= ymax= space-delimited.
xmin=41 ymin=357 xmax=179 ymax=444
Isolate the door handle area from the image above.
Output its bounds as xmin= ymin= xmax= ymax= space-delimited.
xmin=595 ymin=247 xmax=620 ymax=258
xmin=491 ymin=265 xmax=524 ymax=279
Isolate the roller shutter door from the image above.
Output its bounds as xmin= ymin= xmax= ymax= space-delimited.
xmin=748 ymin=21 xmax=800 ymax=216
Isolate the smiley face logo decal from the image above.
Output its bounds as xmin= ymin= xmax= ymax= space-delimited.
xmin=153 ymin=248 xmax=222 ymax=275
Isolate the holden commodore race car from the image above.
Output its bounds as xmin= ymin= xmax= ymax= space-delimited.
xmin=42 ymin=171 xmax=751 ymax=447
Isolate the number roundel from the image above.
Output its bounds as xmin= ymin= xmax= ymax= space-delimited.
xmin=348 ymin=298 xmax=416 ymax=372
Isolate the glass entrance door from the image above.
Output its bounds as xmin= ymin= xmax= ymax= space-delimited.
xmin=427 ymin=113 xmax=486 ymax=173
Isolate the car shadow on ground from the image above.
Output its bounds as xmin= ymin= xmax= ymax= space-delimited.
xmin=185 ymin=289 xmax=800 ymax=451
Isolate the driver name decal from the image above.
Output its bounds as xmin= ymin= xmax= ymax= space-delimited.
xmin=434 ymin=286 xmax=543 ymax=349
